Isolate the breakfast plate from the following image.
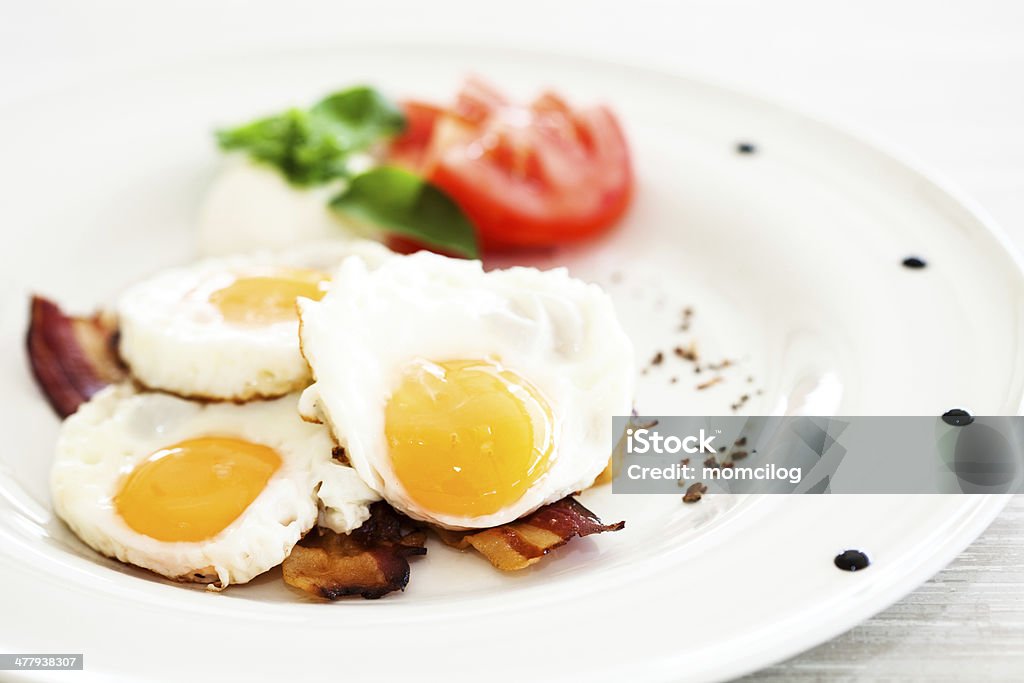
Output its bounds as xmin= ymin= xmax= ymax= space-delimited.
xmin=1 ymin=43 xmax=1022 ymax=682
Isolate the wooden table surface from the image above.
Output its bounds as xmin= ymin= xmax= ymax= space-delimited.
xmin=3 ymin=1 xmax=1023 ymax=680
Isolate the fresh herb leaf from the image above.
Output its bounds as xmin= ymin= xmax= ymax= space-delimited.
xmin=310 ymin=87 xmax=405 ymax=151
xmin=330 ymin=167 xmax=480 ymax=259
xmin=216 ymin=86 xmax=406 ymax=186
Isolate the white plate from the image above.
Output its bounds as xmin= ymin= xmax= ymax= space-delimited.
xmin=1 ymin=43 xmax=1021 ymax=683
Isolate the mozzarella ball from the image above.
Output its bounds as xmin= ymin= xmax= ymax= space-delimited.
xmin=198 ymin=156 xmax=354 ymax=257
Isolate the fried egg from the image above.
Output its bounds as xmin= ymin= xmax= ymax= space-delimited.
xmin=51 ymin=385 xmax=379 ymax=587
xmin=297 ymin=252 xmax=635 ymax=530
xmin=117 ymin=240 xmax=393 ymax=401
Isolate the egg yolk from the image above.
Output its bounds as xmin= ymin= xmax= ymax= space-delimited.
xmin=115 ymin=437 xmax=281 ymax=543
xmin=208 ymin=267 xmax=329 ymax=324
xmin=384 ymin=359 xmax=554 ymax=518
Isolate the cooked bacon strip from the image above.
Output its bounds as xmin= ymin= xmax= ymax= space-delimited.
xmin=283 ymin=502 xmax=427 ymax=600
xmin=436 ymin=497 xmax=624 ymax=571
xmin=26 ymin=296 xmax=126 ymax=418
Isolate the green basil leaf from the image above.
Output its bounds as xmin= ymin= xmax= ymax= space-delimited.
xmin=216 ymin=86 xmax=405 ymax=186
xmin=330 ymin=167 xmax=480 ymax=259
xmin=310 ymin=86 xmax=406 ymax=151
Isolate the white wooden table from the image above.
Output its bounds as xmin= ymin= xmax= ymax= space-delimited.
xmin=3 ymin=1 xmax=1022 ymax=679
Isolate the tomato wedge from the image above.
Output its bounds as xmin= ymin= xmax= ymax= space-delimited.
xmin=388 ymin=101 xmax=445 ymax=172
xmin=389 ymin=79 xmax=634 ymax=250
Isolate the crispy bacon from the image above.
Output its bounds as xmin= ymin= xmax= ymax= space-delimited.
xmin=436 ymin=497 xmax=624 ymax=571
xmin=283 ymin=502 xmax=427 ymax=600
xmin=26 ymin=295 xmax=126 ymax=418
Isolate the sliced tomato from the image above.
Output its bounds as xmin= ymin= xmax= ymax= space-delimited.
xmin=388 ymin=101 xmax=443 ymax=171
xmin=389 ymin=79 xmax=634 ymax=250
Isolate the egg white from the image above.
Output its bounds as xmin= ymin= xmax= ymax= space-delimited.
xmin=51 ymin=385 xmax=379 ymax=588
xmin=298 ymin=252 xmax=635 ymax=530
xmin=117 ymin=240 xmax=394 ymax=401
xmin=314 ymin=459 xmax=381 ymax=534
